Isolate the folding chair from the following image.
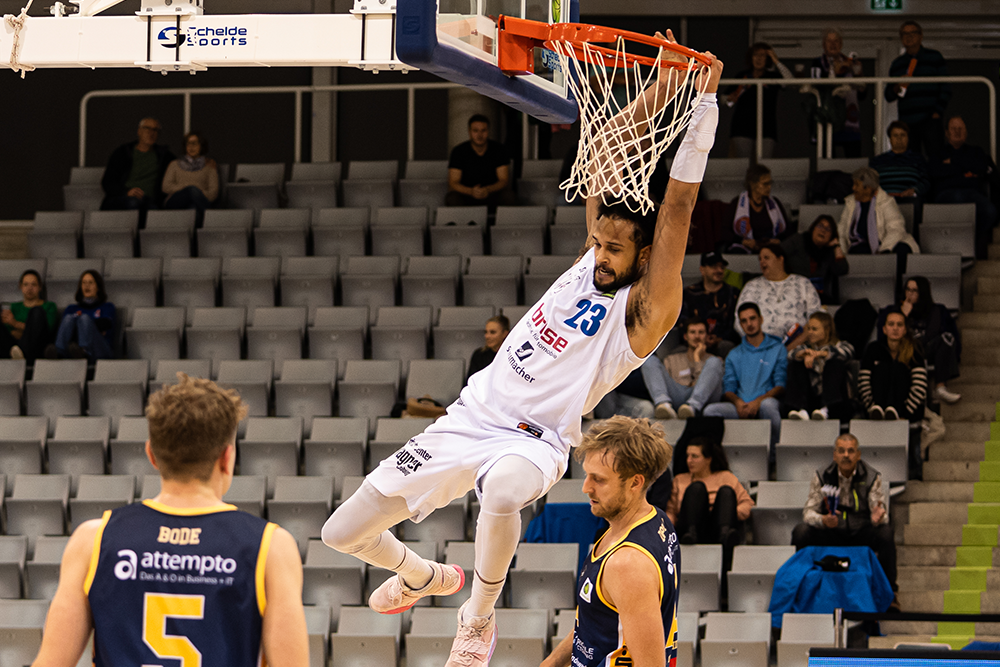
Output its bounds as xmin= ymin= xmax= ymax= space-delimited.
xmin=304 ymin=418 xmax=367 ymax=497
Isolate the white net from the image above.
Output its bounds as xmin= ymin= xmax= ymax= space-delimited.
xmin=552 ymin=37 xmax=709 ymax=214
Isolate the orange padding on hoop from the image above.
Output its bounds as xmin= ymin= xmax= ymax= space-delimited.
xmin=497 ymin=16 xmax=711 ymax=75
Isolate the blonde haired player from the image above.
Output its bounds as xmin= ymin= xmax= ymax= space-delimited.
xmin=542 ymin=416 xmax=676 ymax=667
xmin=30 ymin=375 xmax=308 ymax=667
xmin=323 ymin=34 xmax=723 ymax=666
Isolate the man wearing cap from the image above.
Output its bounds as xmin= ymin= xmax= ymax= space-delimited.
xmin=680 ymin=251 xmax=741 ymax=357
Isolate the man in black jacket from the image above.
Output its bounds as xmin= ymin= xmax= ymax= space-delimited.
xmin=791 ymin=434 xmax=898 ymax=607
xmin=101 ymin=117 xmax=175 ymax=212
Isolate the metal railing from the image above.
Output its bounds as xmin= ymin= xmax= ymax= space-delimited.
xmin=78 ymin=75 xmax=996 ymax=168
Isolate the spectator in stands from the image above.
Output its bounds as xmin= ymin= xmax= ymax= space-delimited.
xmin=877 ymin=277 xmax=961 ymax=404
xmin=786 ymin=311 xmax=854 ymax=421
xmin=465 ymin=314 xmax=510 ymax=385
xmin=870 ymin=121 xmax=931 ymax=203
xmin=446 ymin=114 xmax=515 ymax=209
xmin=162 ymin=131 xmax=219 ymax=222
xmin=808 ymin=28 xmax=865 ymax=158
xmin=838 ymin=167 xmax=919 ymax=274
xmin=792 ymin=433 xmax=898 ymax=607
xmin=0 ymin=269 xmax=58 ymax=363
xmin=666 ymin=436 xmax=754 ymax=546
xmin=736 ymin=245 xmax=821 ymax=349
xmin=642 ymin=317 xmax=725 ymax=420
xmin=724 ymin=43 xmax=793 ymax=158
xmin=884 ymin=20 xmax=950 ymax=159
xmin=681 ymin=251 xmax=741 ymax=357
xmin=46 ymin=270 xmax=117 ymax=361
xmin=859 ymin=308 xmax=927 ymax=422
xmin=704 ymin=302 xmax=786 ymax=449
xmin=729 ymin=163 xmax=792 ymax=253
xmin=101 ymin=117 xmax=175 ymax=212
xmin=782 ymin=214 xmax=849 ymax=305
xmin=930 ymin=116 xmax=999 ymax=260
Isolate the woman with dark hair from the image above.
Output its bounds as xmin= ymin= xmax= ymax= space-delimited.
xmin=877 ymin=276 xmax=961 ymax=403
xmin=728 ymin=163 xmax=792 ymax=253
xmin=786 ymin=311 xmax=854 ymax=421
xmin=0 ymin=270 xmax=58 ymax=362
xmin=666 ymin=437 xmax=754 ymax=545
xmin=465 ymin=314 xmax=510 ymax=384
xmin=48 ymin=270 xmax=117 ymax=360
xmin=782 ymin=214 xmax=849 ymax=304
xmin=162 ymin=131 xmax=219 ymax=220
xmin=723 ymin=42 xmax=793 ymax=158
xmin=859 ymin=309 xmax=927 ymax=422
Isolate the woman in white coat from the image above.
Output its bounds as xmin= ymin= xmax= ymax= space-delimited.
xmin=838 ymin=167 xmax=919 ymax=276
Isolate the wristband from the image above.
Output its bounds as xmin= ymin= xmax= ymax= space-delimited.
xmin=669 ymin=93 xmax=719 ymax=184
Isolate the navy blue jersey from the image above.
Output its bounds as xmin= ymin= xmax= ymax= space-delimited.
xmin=573 ymin=507 xmax=680 ymax=667
xmin=85 ymin=500 xmax=276 ymax=667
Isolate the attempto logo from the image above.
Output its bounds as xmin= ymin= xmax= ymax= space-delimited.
xmin=157 ymin=25 xmax=250 ymax=49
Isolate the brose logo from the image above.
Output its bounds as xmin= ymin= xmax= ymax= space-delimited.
xmin=157 ymin=24 xmax=250 ymax=49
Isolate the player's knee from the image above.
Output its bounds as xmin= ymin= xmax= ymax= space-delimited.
xmin=321 ymin=510 xmax=366 ymax=554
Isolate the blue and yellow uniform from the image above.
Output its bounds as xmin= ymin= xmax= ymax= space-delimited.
xmin=84 ymin=500 xmax=276 ymax=667
xmin=573 ymin=507 xmax=680 ymax=667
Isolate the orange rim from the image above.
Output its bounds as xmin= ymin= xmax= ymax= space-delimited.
xmin=498 ymin=16 xmax=712 ymax=70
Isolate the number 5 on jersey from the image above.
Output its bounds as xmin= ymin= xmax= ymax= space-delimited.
xmin=143 ymin=592 xmax=205 ymax=667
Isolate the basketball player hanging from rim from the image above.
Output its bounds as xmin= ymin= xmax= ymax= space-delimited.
xmin=322 ymin=30 xmax=724 ymax=666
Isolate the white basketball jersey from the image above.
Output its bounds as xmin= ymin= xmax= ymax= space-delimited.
xmin=461 ymin=247 xmax=651 ymax=455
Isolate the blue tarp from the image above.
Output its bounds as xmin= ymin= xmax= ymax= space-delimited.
xmin=768 ymin=545 xmax=893 ymax=628
xmin=523 ymin=502 xmax=605 ymax=575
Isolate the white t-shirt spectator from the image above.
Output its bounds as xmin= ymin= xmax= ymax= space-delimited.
xmin=735 ymin=274 xmax=821 ymax=339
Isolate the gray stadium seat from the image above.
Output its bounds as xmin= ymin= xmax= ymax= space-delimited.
xmin=430 ymin=225 xmax=485 ymax=258
xmin=435 ymin=206 xmax=488 ymax=227
xmin=304 ymin=604 xmax=332 ymax=667
xmin=0 ymin=359 xmax=26 ymax=416
xmin=280 ymin=256 xmax=338 ymax=324
xmin=0 ymin=598 xmax=49 ymax=667
xmin=401 ymin=255 xmax=461 ymax=308
xmin=521 ymin=159 xmax=562 ymax=179
xmin=517 ymin=177 xmax=567 ymax=208
xmin=405 ymin=607 xmax=462 ymax=667
xmin=239 ymin=416 xmax=302 ymax=496
xmin=267 ymin=475 xmax=335 ymax=557
xmin=508 ymin=543 xmax=578 ymax=610
xmin=524 ymin=255 xmax=574 ymax=304
xmin=315 ymin=207 xmax=370 ymax=230
xmin=308 ymin=307 xmax=368 ymax=377
xmin=255 ymin=209 xmax=311 ymax=258
xmin=700 ymin=612 xmax=772 ymax=667
xmin=701 ymin=158 xmax=750 ymax=203
xmin=69 ymin=474 xmax=133 ymax=531
xmin=330 ymin=606 xmax=401 ymax=667
xmin=752 ymin=481 xmax=811 ymax=545
xmin=816 ymin=158 xmax=867 ymax=174
xmin=286 ymin=180 xmax=338 ymax=215
xmin=838 ymin=254 xmax=897 ymax=308
xmin=29 ymin=212 xmax=81 ymax=259
xmin=553 ymin=206 xmax=586 ymax=226
xmin=0 ymin=536 xmax=27 ymax=600
xmin=676 ymin=612 xmax=699 ymax=667
xmin=406 ymin=359 xmax=464 ymax=407
xmin=338 ymin=360 xmax=401 ymax=435
xmin=678 ymin=544 xmax=722 ymax=613
xmin=26 ymin=360 xmax=87 ymax=430
xmin=274 ymin=359 xmax=337 ymax=437
xmin=368 ymin=417 xmax=435 ymax=472
xmin=776 ymin=420 xmax=841 ymax=482
xmin=441 ymin=541 xmax=476 ymax=609
xmin=777 ymin=613 xmax=835 ymax=667
xmin=154 ymin=359 xmax=212 ymax=383
xmin=140 ymin=210 xmax=195 ymax=259
xmin=162 ymin=257 xmax=221 ymax=323
xmin=722 ymin=419 xmax=770 ymax=483
xmin=223 ymin=475 xmax=267 ymax=517
xmin=222 ymin=256 xmax=279 ymax=310
xmin=226 ymin=163 xmax=285 ymax=211
xmin=109 ymin=417 xmax=154 ymax=492
xmin=197 ymin=210 xmax=252 ymax=259
xmin=301 ymin=539 xmax=364 ymax=627
xmin=432 ymin=306 xmax=494 ymax=362
xmin=304 ymin=417 xmax=368 ymax=497
xmin=340 ymin=256 xmax=399 ymax=322
xmin=766 ymin=158 xmax=810 ymax=210
xmin=727 ymin=545 xmax=796 ymax=612
xmin=247 ymin=306 xmax=307 ymax=376
xmin=490 ymin=225 xmax=544 ymax=257
xmin=405 ymin=160 xmax=448 ymax=179
xmin=399 ymin=178 xmax=449 ymax=209
xmin=63 ymin=183 xmax=104 ymax=212
xmin=69 ymin=166 xmax=103 ymax=185
xmin=348 ymin=160 xmax=398 ymax=181
xmin=6 ymin=474 xmax=70 ymax=557
xmin=370 ymin=306 xmax=431 ymax=379
xmin=83 ymin=210 xmax=139 ymax=259
xmin=342 ymin=179 xmax=394 ymax=210
xmin=125 ymin=307 xmax=185 ymax=366
xmin=291 ymin=162 xmax=342 ymax=183
xmin=87 ymin=359 xmax=148 ymax=436
xmin=312 ymin=225 xmax=366 ymax=265
xmin=104 ymin=257 xmax=161 ymax=312
xmin=848 ymin=419 xmax=909 ymax=483
xmin=217 ymin=359 xmax=273 ymax=417
xmin=48 ymin=416 xmax=110 ymax=493
xmin=463 ymin=255 xmax=522 ymax=308
xmin=797 ymin=204 xmax=843 ymax=229
xmin=544 ymin=479 xmax=589 ymax=504
xmin=185 ymin=307 xmax=246 ymax=377
xmin=549 ymin=224 xmax=587 ymax=256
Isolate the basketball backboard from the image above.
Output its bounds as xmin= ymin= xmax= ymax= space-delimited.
xmin=395 ymin=0 xmax=578 ymax=123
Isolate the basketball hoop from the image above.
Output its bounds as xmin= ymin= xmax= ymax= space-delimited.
xmin=499 ymin=18 xmax=713 ymax=213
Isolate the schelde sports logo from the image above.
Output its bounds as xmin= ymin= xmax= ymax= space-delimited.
xmin=158 ymin=25 xmax=250 ymax=49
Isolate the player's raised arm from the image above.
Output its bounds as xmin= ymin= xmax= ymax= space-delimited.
xmin=601 ymin=546 xmax=669 ymax=667
xmin=627 ymin=55 xmax=723 ymax=357
xmin=31 ymin=520 xmax=101 ymax=667
xmin=261 ymin=526 xmax=310 ymax=667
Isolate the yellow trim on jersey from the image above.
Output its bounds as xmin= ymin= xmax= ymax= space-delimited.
xmin=142 ymin=499 xmax=239 ymax=516
xmin=589 ymin=507 xmax=658 ymax=563
xmin=83 ymin=510 xmax=113 ymax=595
xmin=255 ymin=522 xmax=277 ymax=616
xmin=594 ymin=542 xmax=665 ymax=613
